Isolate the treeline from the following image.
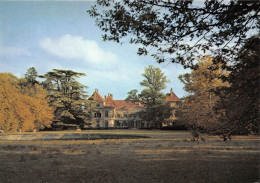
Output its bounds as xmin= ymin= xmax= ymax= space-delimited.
xmin=0 ymin=37 xmax=259 ymax=136
xmin=0 ymin=68 xmax=88 ymax=132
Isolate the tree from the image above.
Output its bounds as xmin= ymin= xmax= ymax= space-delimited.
xmin=125 ymin=65 xmax=171 ymax=128
xmin=139 ymin=65 xmax=169 ymax=105
xmin=125 ymin=89 xmax=140 ymax=102
xmin=0 ymin=73 xmax=54 ymax=132
xmin=88 ymin=0 xmax=259 ymax=68
xmin=24 ymin=67 xmax=38 ymax=85
xmin=176 ymin=56 xmax=229 ymax=133
xmin=40 ymin=69 xmax=88 ymax=125
xmin=140 ymin=102 xmax=172 ymax=128
xmin=215 ymin=35 xmax=260 ymax=135
xmin=19 ymin=67 xmax=42 ymax=96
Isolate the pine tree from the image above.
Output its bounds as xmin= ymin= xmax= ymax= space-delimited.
xmin=40 ymin=69 xmax=88 ymax=125
xmin=24 ymin=67 xmax=38 ymax=85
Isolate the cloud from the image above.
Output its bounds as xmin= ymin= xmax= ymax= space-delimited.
xmin=39 ymin=34 xmax=117 ymax=64
xmin=0 ymin=47 xmax=31 ymax=57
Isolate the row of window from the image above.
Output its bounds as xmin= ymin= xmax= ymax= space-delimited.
xmin=96 ymin=120 xmax=145 ymax=128
xmin=114 ymin=120 xmax=128 ymax=127
xmin=94 ymin=111 xmax=139 ymax=118
xmin=116 ymin=113 xmax=128 ymax=118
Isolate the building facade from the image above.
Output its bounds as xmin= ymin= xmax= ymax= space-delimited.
xmin=163 ymin=88 xmax=182 ymax=126
xmin=87 ymin=89 xmax=181 ymax=129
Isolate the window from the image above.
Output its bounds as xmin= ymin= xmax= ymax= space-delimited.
xmin=124 ymin=113 xmax=127 ymax=118
xmin=105 ymin=121 xmax=109 ymax=128
xmin=96 ymin=103 xmax=100 ymax=107
xmin=95 ymin=112 xmax=101 ymax=118
xmin=115 ymin=120 xmax=120 ymax=127
xmin=96 ymin=120 xmax=100 ymax=128
xmin=117 ymin=114 xmax=120 ymax=118
xmin=105 ymin=110 xmax=109 ymax=117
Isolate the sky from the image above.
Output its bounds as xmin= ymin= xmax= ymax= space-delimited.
xmin=0 ymin=1 xmax=190 ymax=99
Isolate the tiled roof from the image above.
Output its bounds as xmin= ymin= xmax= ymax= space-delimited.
xmin=105 ymin=95 xmax=116 ymax=107
xmin=88 ymin=91 xmax=105 ymax=102
xmin=104 ymin=94 xmax=143 ymax=109
xmin=166 ymin=89 xmax=181 ymax=102
xmin=89 ymin=89 xmax=180 ymax=109
xmin=112 ymin=100 xmax=144 ymax=110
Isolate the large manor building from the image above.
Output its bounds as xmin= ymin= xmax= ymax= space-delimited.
xmin=87 ymin=89 xmax=181 ymax=129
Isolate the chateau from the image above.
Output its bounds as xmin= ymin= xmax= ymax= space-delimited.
xmin=87 ymin=89 xmax=181 ymax=129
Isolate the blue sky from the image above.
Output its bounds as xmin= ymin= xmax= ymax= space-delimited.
xmin=0 ymin=1 xmax=190 ymax=99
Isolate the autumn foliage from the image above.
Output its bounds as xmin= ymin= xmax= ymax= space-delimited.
xmin=176 ymin=56 xmax=229 ymax=133
xmin=0 ymin=73 xmax=54 ymax=132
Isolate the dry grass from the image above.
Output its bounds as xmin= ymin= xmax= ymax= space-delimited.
xmin=0 ymin=130 xmax=259 ymax=183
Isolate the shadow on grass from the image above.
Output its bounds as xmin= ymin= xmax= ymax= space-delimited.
xmin=0 ymin=151 xmax=258 ymax=183
xmin=0 ymin=133 xmax=150 ymax=141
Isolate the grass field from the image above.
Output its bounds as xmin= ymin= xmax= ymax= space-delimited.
xmin=0 ymin=130 xmax=259 ymax=183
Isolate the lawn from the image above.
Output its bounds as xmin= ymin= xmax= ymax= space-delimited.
xmin=0 ymin=130 xmax=259 ymax=183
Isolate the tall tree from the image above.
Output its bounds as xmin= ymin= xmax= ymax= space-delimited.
xmin=40 ymin=69 xmax=88 ymax=125
xmin=176 ymin=56 xmax=229 ymax=133
xmin=215 ymin=35 xmax=260 ymax=135
xmin=24 ymin=67 xmax=38 ymax=85
xmin=0 ymin=73 xmax=54 ymax=132
xmin=125 ymin=65 xmax=171 ymax=128
xmin=88 ymin=0 xmax=259 ymax=68
xmin=139 ymin=65 xmax=169 ymax=106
